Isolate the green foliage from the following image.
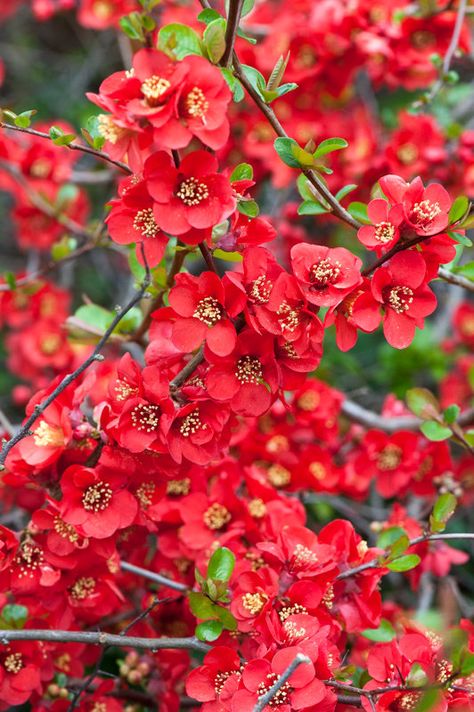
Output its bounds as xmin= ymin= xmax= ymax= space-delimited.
xmin=386 ymin=554 xmax=421 ymax=572
xmin=207 ymin=547 xmax=236 ymax=581
xmin=191 ymin=548 xmax=237 ymax=642
xmin=0 ymin=604 xmax=28 ymax=629
xmin=157 ymin=24 xmax=204 ymax=60
xmin=347 ymin=201 xmax=370 ymax=224
xmin=429 ymin=493 xmax=457 ymax=533
xmin=230 ymin=163 xmax=253 ymax=181
xmin=362 ymin=619 xmax=396 ymax=642
xmin=203 ymin=18 xmax=227 ymax=63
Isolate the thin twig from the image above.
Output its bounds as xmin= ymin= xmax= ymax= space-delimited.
xmin=341 ymin=399 xmax=474 ymax=433
xmin=0 ymin=271 xmax=151 ymax=468
xmin=222 ymin=0 xmax=245 ymax=67
xmin=438 ymin=267 xmax=474 ymax=293
xmin=198 ymin=242 xmax=218 ymax=272
xmin=170 ymin=347 xmax=205 ymax=391
xmin=0 ymin=629 xmax=210 ymax=653
xmin=252 ymin=653 xmax=311 ymax=712
xmin=120 ymin=561 xmax=188 ymax=592
xmin=0 ymin=122 xmax=132 ymax=175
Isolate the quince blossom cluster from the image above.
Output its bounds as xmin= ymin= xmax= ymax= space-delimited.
xmin=0 ymin=2 xmax=474 ymax=712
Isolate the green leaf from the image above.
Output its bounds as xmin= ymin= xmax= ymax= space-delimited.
xmin=298 ymin=200 xmax=328 ymax=216
xmin=51 ymin=237 xmax=77 ymax=262
xmin=377 ymin=526 xmax=408 ymax=549
xmin=213 ymin=249 xmax=243 ymax=262
xmin=414 ymin=689 xmax=442 ymax=712
xmin=207 ymin=547 xmax=236 ymax=582
xmin=430 ymin=492 xmax=457 ymax=533
xmin=267 ymin=53 xmax=289 ymax=91
xmin=241 ymin=65 xmax=267 ymax=99
xmin=387 ymin=554 xmax=421 ymax=572
xmin=449 ymin=195 xmax=469 ymax=224
xmin=195 ymin=620 xmax=223 ymax=641
xmin=49 ymin=125 xmax=76 ymax=146
xmin=74 ymin=304 xmax=114 ymax=332
xmin=443 ymin=404 xmax=460 ymax=424
xmin=158 ymin=24 xmax=204 ymax=60
xmin=213 ymin=605 xmax=237 ymax=630
xmin=448 ymin=230 xmax=472 ymax=247
xmin=455 ymin=262 xmax=474 ymax=281
xmin=241 ymin=0 xmax=255 ymax=16
xmin=4 ymin=271 xmax=17 ymax=290
xmin=313 ymin=137 xmax=349 ymax=159
xmin=274 ymin=137 xmax=313 ymax=168
xmin=237 ymin=200 xmax=259 ymax=218
xmin=203 ymin=18 xmax=227 ymax=63
xmin=0 ymin=604 xmax=28 ymax=630
xmin=406 ymin=387 xmax=439 ymax=419
xmin=120 ymin=13 xmax=144 ymax=40
xmin=362 ymin=619 xmax=396 ymax=642
xmin=198 ymin=8 xmax=221 ymax=23
xmin=387 ymin=534 xmax=410 ymax=559
xmin=335 ymin=184 xmax=357 ymax=201
xmin=348 ymin=201 xmax=370 ymax=224
xmin=460 ymin=651 xmax=474 ymax=676
xmin=14 ymin=110 xmax=37 ymax=128
xmin=189 ymin=591 xmax=218 ymax=620
xmin=230 ymin=163 xmax=253 ymax=181
xmin=236 ymin=27 xmax=257 ymax=45
xmin=420 ymin=420 xmax=452 ymax=441
xmin=297 ymin=174 xmax=317 ymax=201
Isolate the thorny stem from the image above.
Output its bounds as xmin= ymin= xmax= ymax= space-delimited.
xmin=0 ymin=122 xmax=132 ymax=175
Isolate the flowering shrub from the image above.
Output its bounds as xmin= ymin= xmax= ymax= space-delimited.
xmin=0 ymin=1 xmax=474 ymax=711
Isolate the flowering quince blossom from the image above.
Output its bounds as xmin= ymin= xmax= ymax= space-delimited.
xmin=290 ymin=244 xmax=363 ymax=307
xmin=144 ymin=150 xmax=236 ymax=235
xmin=2 ymin=2 xmax=474 ymax=712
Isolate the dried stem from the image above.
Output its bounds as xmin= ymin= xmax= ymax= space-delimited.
xmin=120 ymin=561 xmax=188 ymax=592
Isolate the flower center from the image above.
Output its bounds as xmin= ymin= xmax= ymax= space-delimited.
xmin=70 ymin=576 xmax=96 ymax=600
xmin=398 ymin=692 xmax=422 ymax=711
xmin=257 ymin=673 xmax=291 ymax=705
xmin=410 ymin=30 xmax=435 ymax=49
xmin=397 ymin=143 xmax=418 ymax=164
xmin=277 ymin=301 xmax=301 ymax=332
xmin=235 ymin=355 xmax=263 ymax=384
xmin=15 ymin=542 xmax=43 ymax=578
xmin=4 ymin=653 xmax=23 ymax=674
xmin=279 ymin=603 xmax=307 ymax=622
xmin=97 ymin=114 xmax=124 ymax=144
xmin=214 ymin=669 xmax=241 ymax=696
xmin=41 ymin=334 xmax=61 ymax=354
xmin=309 ymin=258 xmax=341 ymax=288
xmin=166 ymin=478 xmax=191 ymax=495
xmin=242 ymin=591 xmax=267 ymax=614
xmin=283 ymin=619 xmax=307 ymax=641
xmin=82 ymin=481 xmax=113 ymax=512
xmin=410 ymin=199 xmax=441 ymax=226
xmin=141 ymin=75 xmax=171 ymax=106
xmin=185 ymin=86 xmax=209 ymax=118
xmin=33 ymin=420 xmax=64 ymax=448
xmin=133 ymin=208 xmax=160 ymax=239
xmin=309 ymin=461 xmax=326 ymax=480
xmin=267 ymin=463 xmax=291 ymax=488
xmin=92 ymin=1 xmax=113 ymax=19
xmin=131 ymin=403 xmax=161 ymax=432
xmin=203 ymin=503 xmax=231 ymax=530
xmin=179 ymin=409 xmax=207 ymax=437
xmin=293 ymin=543 xmax=318 ymax=567
xmin=322 ymin=584 xmax=335 ymax=609
xmin=297 ymin=391 xmax=320 ymax=411
xmin=136 ymin=482 xmax=156 ymax=509
xmin=193 ymin=296 xmax=223 ymax=326
xmin=114 ymin=379 xmax=138 ymax=401
xmin=176 ymin=177 xmax=209 ymax=206
xmin=54 ymin=516 xmax=78 ymax=543
xmin=377 ymin=444 xmax=403 ymax=470
xmin=374 ymin=221 xmax=395 ymax=244
xmin=248 ymin=275 xmax=273 ymax=304
xmin=387 ymin=285 xmax=414 ymax=314
xmin=248 ymin=498 xmax=266 ymax=518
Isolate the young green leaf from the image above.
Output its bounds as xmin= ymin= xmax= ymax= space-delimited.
xmin=420 ymin=421 xmax=452 ymax=442
xmin=386 ymin=554 xmax=421 ymax=572
xmin=429 ymin=492 xmax=457 ymax=533
xmin=188 ymin=591 xmax=219 ymax=620
xmin=195 ymin=619 xmax=223 ymax=641
xmin=158 ymin=24 xmax=204 ymax=60
xmin=203 ymin=18 xmax=227 ymax=63
xmin=448 ymin=195 xmax=469 ymax=224
xmin=274 ymin=137 xmax=313 ymax=168
xmin=230 ymin=163 xmax=253 ymax=181
xmin=361 ymin=619 xmax=396 ymax=642
xmin=313 ymin=137 xmax=348 ymax=159
xmin=348 ymin=201 xmax=370 ymax=224
xmin=207 ymin=547 xmax=236 ymax=582
xmin=237 ymin=200 xmax=259 ymax=218
xmin=297 ymin=200 xmax=328 ymax=216
xmin=405 ymin=387 xmax=439 ymax=419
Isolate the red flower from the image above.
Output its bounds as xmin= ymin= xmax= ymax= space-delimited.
xmin=231 ymin=648 xmax=329 ymax=712
xmin=168 ymin=271 xmax=239 ymax=357
xmin=157 ymin=54 xmax=231 ymax=150
xmin=0 ymin=641 xmax=43 ymax=707
xmin=144 ymin=150 xmax=236 ymax=235
xmin=106 ymin=175 xmax=168 ymax=267
xmin=357 ymin=199 xmax=403 ymax=253
xmin=258 ymin=525 xmax=336 ymax=580
xmin=402 ymin=177 xmax=451 ymax=236
xmin=186 ymin=646 xmax=242 ymax=708
xmin=291 ymin=244 xmax=362 ymax=307
xmin=60 ymin=465 xmax=138 ymax=539
xmin=205 ymin=331 xmax=279 ymax=417
xmin=168 ymin=400 xmax=232 ymax=465
xmin=369 ymin=251 xmax=437 ymax=348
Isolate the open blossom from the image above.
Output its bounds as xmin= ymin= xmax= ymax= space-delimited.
xmin=357 ymin=199 xmax=403 ymax=253
xmin=380 ymin=174 xmax=452 ymax=235
xmin=186 ymin=646 xmax=243 ymax=709
xmin=59 ymin=465 xmax=138 ymax=539
xmin=290 ymin=244 xmax=363 ymax=307
xmin=144 ymin=150 xmax=236 ymax=236
xmin=368 ymin=251 xmax=437 ymax=349
xmin=168 ymin=271 xmax=240 ymax=357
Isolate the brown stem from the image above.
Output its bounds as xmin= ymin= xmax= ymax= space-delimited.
xmin=0 ymin=122 xmax=132 ymax=175
xmin=222 ymin=0 xmax=245 ymax=67
xmin=438 ymin=266 xmax=474 ymax=293
xmin=199 ymin=241 xmax=218 ymax=272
